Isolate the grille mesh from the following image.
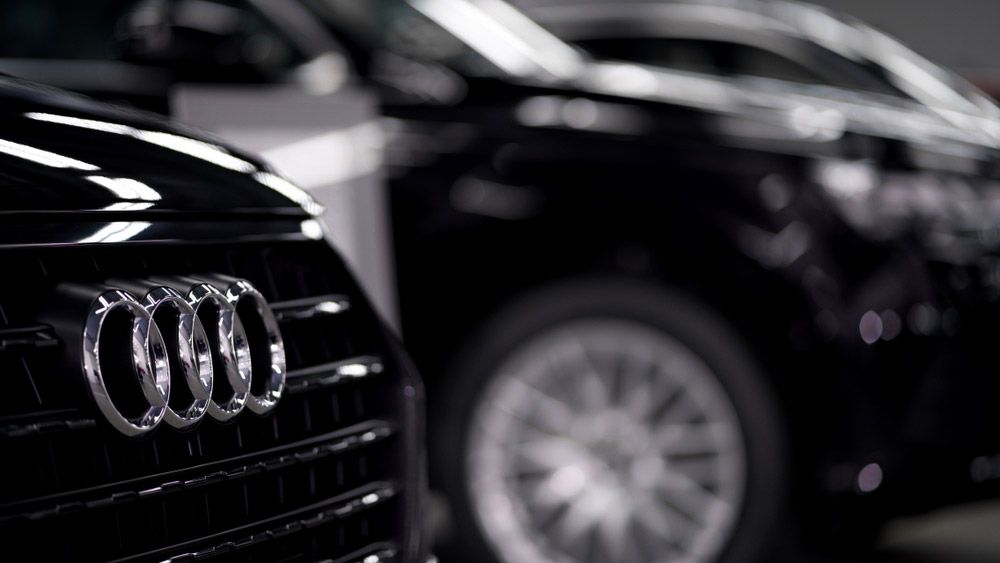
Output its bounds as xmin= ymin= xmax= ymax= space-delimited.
xmin=0 ymin=241 xmax=413 ymax=562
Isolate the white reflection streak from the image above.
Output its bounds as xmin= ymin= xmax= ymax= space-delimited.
xmin=86 ymin=176 xmax=161 ymax=201
xmin=338 ymin=363 xmax=372 ymax=378
xmin=78 ymin=221 xmax=152 ymax=244
xmin=582 ymin=62 xmax=735 ymax=110
xmin=0 ymin=138 xmax=99 ymax=170
xmin=300 ymin=219 xmax=325 ymax=240
xmin=468 ymin=0 xmax=583 ymax=78
xmin=25 ymin=112 xmax=132 ymax=134
xmin=252 ymin=171 xmax=324 ymax=216
xmin=27 ymin=112 xmax=337 ymax=211
xmin=25 ymin=112 xmax=258 ymax=172
xmin=880 ymin=50 xmax=976 ymax=112
xmin=134 ymin=130 xmax=257 ymax=173
xmin=103 ymin=202 xmax=155 ymax=211
xmin=410 ymin=0 xmax=538 ymax=76
xmin=315 ymin=300 xmax=347 ymax=314
xmin=585 ymin=63 xmax=659 ymax=97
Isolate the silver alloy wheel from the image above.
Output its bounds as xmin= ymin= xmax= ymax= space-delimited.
xmin=466 ymin=320 xmax=746 ymax=563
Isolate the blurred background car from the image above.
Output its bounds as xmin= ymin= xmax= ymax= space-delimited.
xmin=6 ymin=1 xmax=1000 ymax=562
xmin=0 ymin=75 xmax=427 ymax=562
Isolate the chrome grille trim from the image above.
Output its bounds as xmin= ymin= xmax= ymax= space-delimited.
xmin=329 ymin=542 xmax=398 ymax=563
xmin=285 ymin=355 xmax=386 ymax=394
xmin=272 ymin=294 xmax=352 ymax=322
xmin=0 ymin=416 xmax=97 ymax=439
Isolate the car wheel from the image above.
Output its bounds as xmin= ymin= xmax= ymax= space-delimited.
xmin=432 ymin=278 xmax=790 ymax=563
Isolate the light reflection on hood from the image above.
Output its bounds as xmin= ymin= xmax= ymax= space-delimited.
xmin=19 ymin=112 xmax=322 ymax=215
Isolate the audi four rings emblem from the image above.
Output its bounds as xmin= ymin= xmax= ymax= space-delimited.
xmin=82 ymin=279 xmax=286 ymax=437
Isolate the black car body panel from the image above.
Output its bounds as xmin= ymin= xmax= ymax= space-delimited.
xmin=0 ymin=77 xmax=310 ymax=215
xmin=0 ymin=75 xmax=427 ymax=562
xmin=388 ymin=71 xmax=1000 ymax=473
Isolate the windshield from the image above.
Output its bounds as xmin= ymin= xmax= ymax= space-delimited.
xmin=853 ymin=23 xmax=999 ymax=117
xmin=754 ymin=0 xmax=998 ymax=117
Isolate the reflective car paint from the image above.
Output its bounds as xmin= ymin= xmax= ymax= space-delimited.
xmin=0 ymin=76 xmax=319 ymax=215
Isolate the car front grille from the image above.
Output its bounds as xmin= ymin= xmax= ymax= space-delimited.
xmin=0 ymin=240 xmax=418 ymax=562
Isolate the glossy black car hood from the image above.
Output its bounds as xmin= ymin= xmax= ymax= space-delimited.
xmin=0 ymin=77 xmax=315 ymax=216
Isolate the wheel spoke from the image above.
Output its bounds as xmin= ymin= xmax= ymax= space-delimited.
xmin=567 ymin=339 xmax=613 ymax=409
xmin=623 ymin=364 xmax=679 ymax=422
xmin=669 ymin=457 xmax=724 ymax=489
xmin=512 ymin=436 xmax=588 ymax=473
xmin=644 ymin=496 xmax=702 ymax=558
xmin=552 ymin=487 xmax=608 ymax=548
xmin=596 ymin=498 xmax=631 ymax=561
xmin=655 ymin=422 xmax=733 ymax=458
xmin=634 ymin=496 xmax=673 ymax=540
xmin=493 ymin=377 xmax=577 ymax=434
xmin=656 ymin=468 xmax=732 ymax=526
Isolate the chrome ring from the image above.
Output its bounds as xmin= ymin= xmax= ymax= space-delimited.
xmin=225 ymin=280 xmax=286 ymax=415
xmin=141 ymin=286 xmax=213 ymax=429
xmin=187 ymin=283 xmax=250 ymax=422
xmin=83 ymin=290 xmax=170 ymax=437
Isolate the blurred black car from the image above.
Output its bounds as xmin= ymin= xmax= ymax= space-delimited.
xmin=7 ymin=0 xmax=1000 ymax=562
xmin=0 ymin=76 xmax=426 ymax=562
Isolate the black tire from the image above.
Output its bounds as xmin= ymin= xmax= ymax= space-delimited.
xmin=430 ymin=277 xmax=792 ymax=563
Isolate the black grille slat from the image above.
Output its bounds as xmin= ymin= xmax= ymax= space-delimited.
xmin=1 ymin=421 xmax=395 ymax=522
xmin=0 ymin=324 xmax=59 ymax=352
xmin=0 ymin=241 xmax=410 ymax=562
xmin=122 ymin=482 xmax=397 ymax=563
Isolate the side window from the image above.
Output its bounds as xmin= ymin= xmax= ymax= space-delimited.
xmin=576 ymin=36 xmax=911 ymax=98
xmin=722 ymin=44 xmax=826 ymax=84
xmin=575 ymin=37 xmax=719 ymax=75
xmin=577 ymin=37 xmax=826 ymax=85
